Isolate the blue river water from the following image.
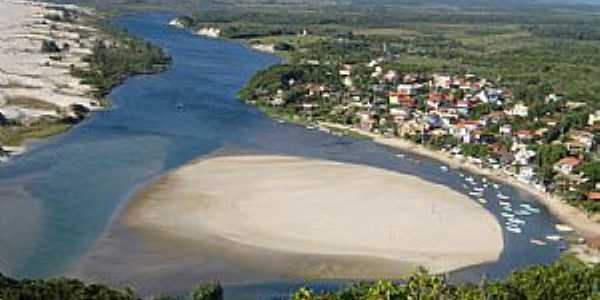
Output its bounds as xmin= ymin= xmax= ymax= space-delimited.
xmin=0 ymin=13 xmax=565 ymax=299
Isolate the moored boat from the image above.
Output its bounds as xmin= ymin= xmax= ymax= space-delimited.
xmin=501 ymin=212 xmax=515 ymax=218
xmin=506 ymin=226 xmax=522 ymax=234
xmin=555 ymin=224 xmax=574 ymax=232
xmin=546 ymin=235 xmax=562 ymax=241
xmin=530 ymin=239 xmax=547 ymax=246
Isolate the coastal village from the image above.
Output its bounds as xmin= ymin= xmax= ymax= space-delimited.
xmin=239 ymin=41 xmax=600 ymax=233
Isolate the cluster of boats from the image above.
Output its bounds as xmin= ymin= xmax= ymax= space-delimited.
xmin=455 ymin=169 xmax=578 ymax=248
xmin=458 ymin=172 xmax=543 ymax=236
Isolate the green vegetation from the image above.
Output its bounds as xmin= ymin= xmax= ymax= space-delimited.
xmin=2 ymin=258 xmax=599 ymax=299
xmin=0 ymin=119 xmax=71 ymax=146
xmin=71 ymin=24 xmax=171 ymax=98
xmin=4 ymin=97 xmax=61 ymax=111
xmin=292 ymin=257 xmax=600 ymax=300
xmin=0 ymin=273 xmax=223 ymax=300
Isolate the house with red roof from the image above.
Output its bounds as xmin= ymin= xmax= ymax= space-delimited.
xmin=553 ymin=157 xmax=582 ymax=175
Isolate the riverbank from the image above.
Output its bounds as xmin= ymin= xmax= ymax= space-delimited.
xmin=318 ymin=121 xmax=600 ymax=259
xmin=0 ymin=0 xmax=170 ymax=159
xmin=123 ymin=154 xmax=503 ymax=278
xmin=0 ymin=0 xmax=101 ymax=155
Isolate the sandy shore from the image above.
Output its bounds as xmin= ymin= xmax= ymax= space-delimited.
xmin=124 ymin=155 xmax=503 ymax=276
xmin=319 ymin=122 xmax=600 ymax=253
xmin=0 ymin=0 xmax=100 ymax=153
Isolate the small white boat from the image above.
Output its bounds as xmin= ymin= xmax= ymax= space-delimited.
xmin=514 ymin=210 xmax=532 ymax=216
xmin=497 ymin=193 xmax=510 ymax=200
xmin=466 ymin=176 xmax=475 ymax=182
xmin=530 ymin=239 xmax=547 ymax=246
xmin=473 ymin=187 xmax=485 ymax=192
xmin=483 ymin=184 xmax=489 ymax=188
xmin=546 ymin=235 xmax=562 ymax=241
xmin=502 ymin=206 xmax=513 ymax=212
xmin=501 ymin=212 xmax=515 ymax=218
xmin=440 ymin=166 xmax=449 ymax=172
xmin=478 ymin=198 xmax=488 ymax=204
xmin=508 ymin=217 xmax=525 ymax=225
xmin=395 ymin=154 xmax=405 ymax=158
xmin=555 ymin=224 xmax=574 ymax=232
xmin=506 ymin=226 xmax=522 ymax=234
xmin=482 ymin=178 xmax=488 ymax=183
xmin=277 ymin=119 xmax=286 ymax=124
xmin=493 ymin=184 xmax=500 ymax=189
xmin=458 ymin=173 xmax=464 ymax=178
xmin=528 ymin=208 xmax=540 ymax=214
xmin=469 ymin=191 xmax=483 ymax=197
xmin=318 ymin=127 xmax=331 ymax=133
xmin=306 ymin=125 xmax=317 ymax=130
xmin=499 ymin=200 xmax=511 ymax=206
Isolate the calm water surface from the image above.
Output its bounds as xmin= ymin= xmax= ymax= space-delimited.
xmin=0 ymin=13 xmax=565 ymax=299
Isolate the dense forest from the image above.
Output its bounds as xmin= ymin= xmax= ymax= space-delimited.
xmin=1 ymin=257 xmax=599 ymax=299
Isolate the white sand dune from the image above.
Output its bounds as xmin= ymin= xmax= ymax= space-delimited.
xmin=0 ymin=0 xmax=99 ymax=111
xmin=126 ymin=155 xmax=503 ymax=275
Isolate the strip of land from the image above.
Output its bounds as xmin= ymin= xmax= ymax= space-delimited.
xmin=124 ymin=155 xmax=503 ymax=276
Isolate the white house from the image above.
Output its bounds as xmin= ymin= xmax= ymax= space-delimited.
xmin=517 ymin=165 xmax=536 ymax=183
xmin=396 ymin=83 xmax=422 ymax=95
xmin=432 ymin=75 xmax=451 ymax=89
xmin=513 ymin=148 xmax=536 ymax=166
xmin=505 ymin=102 xmax=529 ymax=118
xmin=499 ymin=124 xmax=512 ymax=136
xmin=589 ymin=110 xmax=600 ymax=126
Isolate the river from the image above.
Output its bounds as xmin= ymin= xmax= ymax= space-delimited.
xmin=0 ymin=13 xmax=565 ymax=299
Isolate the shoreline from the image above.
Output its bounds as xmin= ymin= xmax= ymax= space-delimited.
xmin=0 ymin=1 xmax=170 ymax=161
xmin=121 ymin=154 xmax=503 ymax=279
xmin=318 ymin=121 xmax=600 ymax=256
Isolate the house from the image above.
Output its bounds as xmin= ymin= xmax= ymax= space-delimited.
xmin=449 ymin=120 xmax=480 ymax=143
xmin=567 ymin=130 xmax=595 ymax=153
xmin=390 ymin=107 xmax=411 ymax=121
xmin=343 ymin=76 xmax=354 ymax=88
xmin=553 ymin=157 xmax=582 ymax=175
xmin=514 ymin=129 xmax=535 ymax=143
xmin=383 ymin=70 xmax=399 ymax=82
xmin=505 ymin=102 xmax=529 ymax=118
xmin=389 ymin=92 xmax=415 ymax=107
xmin=396 ymin=83 xmax=422 ymax=96
xmin=269 ymin=89 xmax=286 ymax=106
xmin=587 ymin=192 xmax=600 ymax=202
xmin=513 ymin=148 xmax=536 ymax=166
xmin=432 ymin=75 xmax=451 ymax=89
xmin=339 ymin=64 xmax=353 ymax=76
xmin=545 ymin=94 xmax=563 ymax=103
xmin=499 ymin=124 xmax=512 ymax=136
xmin=518 ymin=165 xmax=536 ymax=183
xmin=589 ymin=110 xmax=600 ymax=126
xmin=358 ymin=112 xmax=375 ymax=131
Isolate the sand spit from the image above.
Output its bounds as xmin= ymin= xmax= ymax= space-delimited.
xmin=124 ymin=155 xmax=503 ymax=277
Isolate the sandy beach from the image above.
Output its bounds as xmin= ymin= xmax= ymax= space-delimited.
xmin=0 ymin=0 xmax=100 ymax=153
xmin=124 ymin=155 xmax=503 ymax=277
xmin=0 ymin=0 xmax=99 ymax=108
xmin=320 ymin=122 xmax=600 ymax=254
